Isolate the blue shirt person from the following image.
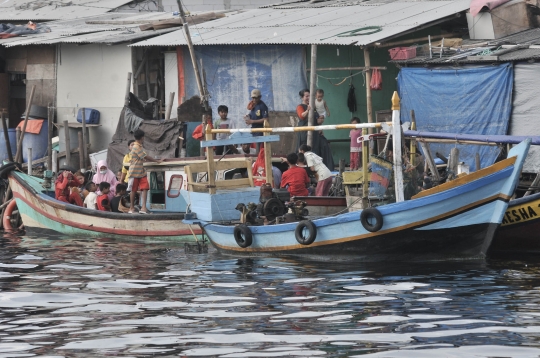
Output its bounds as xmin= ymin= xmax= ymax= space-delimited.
xmin=244 ymin=88 xmax=269 ymax=136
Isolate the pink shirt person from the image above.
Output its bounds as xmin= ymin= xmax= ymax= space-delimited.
xmin=92 ymin=160 xmax=119 ymax=200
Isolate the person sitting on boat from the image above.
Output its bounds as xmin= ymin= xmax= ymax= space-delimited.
xmin=128 ymin=129 xmax=161 ymax=214
xmin=120 ymin=140 xmax=135 ymax=189
xmin=297 ymin=153 xmax=316 ymax=196
xmin=83 ymin=182 xmax=97 ymax=210
xmin=280 ymin=153 xmax=310 ymax=197
xmin=299 ymin=144 xmax=333 ymax=196
xmin=97 ymin=182 xmax=111 ymax=211
xmin=55 ymin=170 xmax=83 ymax=206
xmin=93 ymin=160 xmax=119 ymax=201
xmin=111 ymin=183 xmax=127 ymax=213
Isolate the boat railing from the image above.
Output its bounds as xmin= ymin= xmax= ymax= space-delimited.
xmin=184 ymin=159 xmax=254 ymax=193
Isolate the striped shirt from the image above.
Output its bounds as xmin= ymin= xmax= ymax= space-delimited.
xmin=128 ymin=142 xmax=147 ymax=179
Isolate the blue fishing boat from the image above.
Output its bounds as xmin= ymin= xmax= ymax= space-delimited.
xmin=197 ymin=129 xmax=530 ymax=261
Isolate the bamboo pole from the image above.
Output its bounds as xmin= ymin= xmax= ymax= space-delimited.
xmin=210 ymin=122 xmax=386 ymax=134
xmin=361 ymin=128 xmax=369 ymax=208
xmin=1 ymin=110 xmax=13 ymax=162
xmin=15 ymin=85 xmax=36 ymax=163
xmin=78 ymin=131 xmax=84 ymax=171
xmin=27 ymin=148 xmax=32 ymax=175
xmin=124 ymin=72 xmax=132 ymax=107
xmin=391 ymin=92 xmax=404 ymax=203
xmin=47 ymin=104 xmax=53 ymax=171
xmin=63 ymin=120 xmax=71 ymax=166
xmin=263 ymin=119 xmax=273 ymax=188
xmin=307 ymin=66 xmax=387 ymax=71
xmin=204 ymin=124 xmax=216 ymax=194
xmin=176 ymin=0 xmax=208 ymax=111
xmin=307 ymin=44 xmax=317 ymax=147
xmin=165 ymin=92 xmax=175 ymax=120
xmin=81 ymin=108 xmax=88 ymax=170
xmin=410 ymin=110 xmax=417 ymax=165
xmin=364 ymin=47 xmax=373 ymax=142
xmin=415 ymin=138 xmax=499 ymax=146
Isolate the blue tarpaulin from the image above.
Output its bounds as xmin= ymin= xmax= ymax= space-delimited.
xmin=184 ymin=45 xmax=307 ymax=130
xmin=398 ymin=64 xmax=513 ymax=171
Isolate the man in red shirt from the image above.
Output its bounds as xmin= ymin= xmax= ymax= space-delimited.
xmin=280 ymin=153 xmax=310 ymax=197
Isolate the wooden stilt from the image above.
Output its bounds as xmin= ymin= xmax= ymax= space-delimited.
xmin=307 ymin=44 xmax=317 ymax=147
xmin=63 ymin=121 xmax=71 ymax=166
xmin=165 ymin=92 xmax=175 ymax=120
xmin=47 ymin=104 xmax=53 ymax=171
xmin=15 ymin=85 xmax=36 ymax=163
xmin=475 ymin=153 xmax=481 ymax=172
xmin=27 ymin=148 xmax=32 ymax=175
xmin=1 ymin=110 xmax=13 ymax=162
xmin=81 ymin=108 xmax=88 ymax=170
xmin=263 ymin=119 xmax=273 ymax=188
xmin=205 ymin=124 xmax=216 ymax=194
xmin=78 ymin=132 xmax=84 ymax=171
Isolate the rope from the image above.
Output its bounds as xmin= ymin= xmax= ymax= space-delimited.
xmin=316 ymin=71 xmax=365 ymax=86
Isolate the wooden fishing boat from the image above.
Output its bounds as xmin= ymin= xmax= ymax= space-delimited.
xmin=7 ymin=170 xmax=202 ymax=241
xmin=184 ymin=91 xmax=530 ymax=261
xmin=201 ymin=140 xmax=529 ymax=260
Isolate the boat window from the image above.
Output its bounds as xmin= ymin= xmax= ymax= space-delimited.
xmin=167 ymin=175 xmax=183 ymax=198
xmin=149 ymin=171 xmax=165 ymax=205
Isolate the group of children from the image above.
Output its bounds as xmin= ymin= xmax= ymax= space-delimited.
xmin=83 ymin=182 xmax=128 ymax=212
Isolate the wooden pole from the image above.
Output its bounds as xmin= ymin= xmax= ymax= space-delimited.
xmin=15 ymin=128 xmax=21 ymax=157
xmin=1 ymin=110 xmax=13 ymax=162
xmin=176 ymin=0 xmax=208 ymax=111
xmin=165 ymin=92 xmax=175 ymax=120
xmin=263 ymin=119 xmax=273 ymax=187
xmin=419 ymin=142 xmax=440 ymax=182
xmin=63 ymin=120 xmax=71 ymax=166
xmin=47 ymin=104 xmax=53 ymax=170
xmin=81 ymin=108 xmax=88 ymax=170
xmin=361 ymin=128 xmax=369 ymax=208
xmin=364 ymin=47 xmax=374 ymax=143
xmin=78 ymin=131 xmax=84 ymax=171
xmin=124 ymin=72 xmax=132 ymax=107
xmin=27 ymin=148 xmax=32 ymax=175
xmin=15 ymin=85 xmax=36 ymax=163
xmin=52 ymin=149 xmax=58 ymax=176
xmin=410 ymin=110 xmax=417 ymax=165
xmin=307 ymin=44 xmax=317 ymax=147
xmin=391 ymin=92 xmax=404 ymax=203
xmin=475 ymin=153 xmax=481 ymax=171
xmin=204 ymin=123 xmax=216 ymax=194
xmin=145 ymin=59 xmax=151 ymax=100
xmin=448 ymin=147 xmax=459 ymax=181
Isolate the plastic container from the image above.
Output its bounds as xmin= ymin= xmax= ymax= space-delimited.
xmin=0 ymin=128 xmax=17 ymax=162
xmin=22 ymin=120 xmax=48 ymax=163
xmin=388 ymin=47 xmax=416 ymax=60
xmin=77 ymin=108 xmax=100 ymax=124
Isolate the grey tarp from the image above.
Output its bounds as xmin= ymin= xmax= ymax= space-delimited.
xmin=107 ymin=107 xmax=181 ymax=173
xmin=509 ymin=62 xmax=540 ymax=173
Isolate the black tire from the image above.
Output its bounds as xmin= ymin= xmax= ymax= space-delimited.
xmin=360 ymin=208 xmax=384 ymax=232
xmin=295 ymin=220 xmax=317 ymax=245
xmin=234 ymin=224 xmax=253 ymax=248
xmin=0 ymin=162 xmax=18 ymax=179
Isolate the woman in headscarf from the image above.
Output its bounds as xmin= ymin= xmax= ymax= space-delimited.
xmin=93 ymin=160 xmax=119 ymax=200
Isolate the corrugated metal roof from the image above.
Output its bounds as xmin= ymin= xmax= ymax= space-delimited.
xmin=0 ymin=12 xmax=182 ymax=47
xmin=130 ymin=0 xmax=470 ymax=47
xmin=0 ymin=0 xmax=135 ymax=21
xmin=394 ymin=28 xmax=540 ymax=65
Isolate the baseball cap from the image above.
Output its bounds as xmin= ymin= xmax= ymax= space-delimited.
xmin=251 ymin=89 xmax=261 ymax=98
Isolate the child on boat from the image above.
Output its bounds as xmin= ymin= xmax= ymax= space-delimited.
xmin=111 ymin=183 xmax=127 ymax=213
xmin=349 ymin=117 xmax=362 ymax=170
xmin=120 ymin=140 xmax=135 ymax=188
xmin=315 ymin=89 xmax=330 ymax=118
xmin=128 ymin=129 xmax=161 ymax=214
xmin=97 ymin=182 xmax=111 ymax=211
xmin=299 ymin=144 xmax=333 ymax=196
xmin=214 ymin=105 xmax=233 ymax=156
xmin=280 ymin=152 xmax=310 ymax=197
xmin=55 ymin=170 xmax=83 ymax=206
xmin=83 ymin=182 xmax=97 ymax=210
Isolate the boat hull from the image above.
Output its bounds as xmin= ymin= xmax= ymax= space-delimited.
xmin=490 ymin=192 xmax=540 ymax=254
xmin=202 ymin=140 xmax=530 ymax=261
xmin=9 ymin=173 xmax=201 ymax=241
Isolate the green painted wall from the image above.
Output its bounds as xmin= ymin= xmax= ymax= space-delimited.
xmin=306 ymin=45 xmax=400 ymax=165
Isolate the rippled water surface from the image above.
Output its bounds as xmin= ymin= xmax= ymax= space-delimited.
xmin=1 ymin=233 xmax=540 ymax=357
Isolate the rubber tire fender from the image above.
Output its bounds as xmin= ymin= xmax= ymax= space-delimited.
xmin=2 ymin=199 xmax=17 ymax=231
xmin=295 ymin=220 xmax=317 ymax=245
xmin=360 ymin=207 xmax=384 ymax=232
xmin=234 ymin=224 xmax=253 ymax=248
xmin=0 ymin=162 xmax=19 ymax=180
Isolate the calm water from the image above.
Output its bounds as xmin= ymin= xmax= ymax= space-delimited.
xmin=0 ymin=233 xmax=540 ymax=357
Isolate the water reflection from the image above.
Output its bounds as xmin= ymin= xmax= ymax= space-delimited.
xmin=0 ymin=232 xmax=539 ymax=356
